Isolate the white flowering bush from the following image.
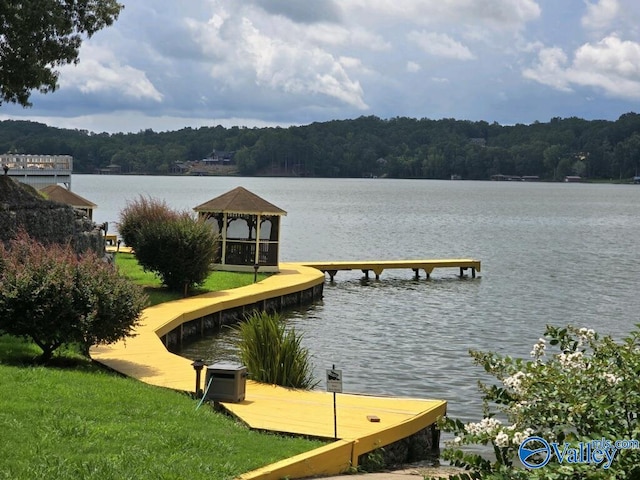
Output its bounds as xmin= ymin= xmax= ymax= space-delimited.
xmin=431 ymin=325 xmax=640 ymax=479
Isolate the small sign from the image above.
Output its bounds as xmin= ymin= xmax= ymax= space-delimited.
xmin=326 ymin=368 xmax=343 ymax=393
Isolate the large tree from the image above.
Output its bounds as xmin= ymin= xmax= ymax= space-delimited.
xmin=0 ymin=0 xmax=123 ymax=106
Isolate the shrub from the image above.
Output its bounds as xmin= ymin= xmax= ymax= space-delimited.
xmin=0 ymin=232 xmax=146 ymax=361
xmin=118 ymin=195 xmax=179 ymax=250
xmin=236 ymin=312 xmax=318 ymax=389
xmin=119 ymin=197 xmax=219 ymax=295
xmin=434 ymin=324 xmax=640 ymax=479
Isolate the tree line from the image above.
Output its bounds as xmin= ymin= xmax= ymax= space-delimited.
xmin=1 ymin=113 xmax=640 ymax=180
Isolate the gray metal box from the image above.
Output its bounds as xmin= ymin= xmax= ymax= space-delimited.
xmin=204 ymin=362 xmax=247 ymax=403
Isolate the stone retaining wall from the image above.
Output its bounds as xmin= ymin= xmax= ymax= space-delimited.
xmin=359 ymin=424 xmax=441 ymax=472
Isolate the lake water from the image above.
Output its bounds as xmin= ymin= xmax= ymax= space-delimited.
xmin=74 ymin=175 xmax=640 ymax=421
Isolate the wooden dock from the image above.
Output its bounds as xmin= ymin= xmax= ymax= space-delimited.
xmin=303 ymin=258 xmax=481 ymax=281
xmin=90 ymin=261 xmax=451 ymax=479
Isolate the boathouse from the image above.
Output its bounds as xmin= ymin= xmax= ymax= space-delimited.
xmin=39 ymin=184 xmax=97 ymax=220
xmin=194 ymin=187 xmax=286 ymax=273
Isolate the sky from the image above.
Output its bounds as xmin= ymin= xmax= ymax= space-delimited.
xmin=2 ymin=0 xmax=640 ymax=134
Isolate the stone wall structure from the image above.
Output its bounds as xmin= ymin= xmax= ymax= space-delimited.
xmin=0 ymin=175 xmax=104 ymax=254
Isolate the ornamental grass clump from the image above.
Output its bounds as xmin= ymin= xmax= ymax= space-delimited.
xmin=236 ymin=312 xmax=318 ymax=389
xmin=431 ymin=324 xmax=640 ymax=479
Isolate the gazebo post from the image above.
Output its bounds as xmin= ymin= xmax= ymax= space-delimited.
xmin=221 ymin=212 xmax=228 ymax=266
xmin=254 ymin=214 xmax=262 ymax=266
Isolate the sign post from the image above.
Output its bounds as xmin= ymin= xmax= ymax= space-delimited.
xmin=326 ymin=365 xmax=342 ymax=439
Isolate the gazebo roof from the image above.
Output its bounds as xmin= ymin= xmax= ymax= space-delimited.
xmin=194 ymin=186 xmax=287 ymax=216
xmin=40 ymin=184 xmax=97 ymax=208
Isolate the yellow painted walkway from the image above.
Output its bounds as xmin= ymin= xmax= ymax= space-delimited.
xmin=90 ymin=261 xmax=448 ymax=479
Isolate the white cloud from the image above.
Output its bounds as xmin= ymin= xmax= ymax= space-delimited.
xmin=407 ymin=61 xmax=421 ymax=73
xmin=408 ymin=31 xmax=475 ymax=60
xmin=582 ymin=0 xmax=620 ymax=31
xmin=186 ymin=8 xmax=368 ymax=109
xmin=522 ymin=46 xmax=571 ymax=90
xmin=3 ymin=0 xmax=639 ymax=133
xmin=523 ymin=35 xmax=640 ymax=99
xmin=59 ymin=45 xmax=163 ymax=102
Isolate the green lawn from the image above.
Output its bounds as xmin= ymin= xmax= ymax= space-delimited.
xmin=114 ymin=252 xmax=269 ymax=306
xmin=0 ymin=257 xmax=325 ymax=479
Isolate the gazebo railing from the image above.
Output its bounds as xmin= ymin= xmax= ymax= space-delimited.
xmin=224 ymin=240 xmax=279 ymax=266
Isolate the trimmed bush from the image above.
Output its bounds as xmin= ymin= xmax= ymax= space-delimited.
xmin=0 ymin=232 xmax=146 ymax=361
xmin=236 ymin=312 xmax=318 ymax=389
xmin=118 ymin=195 xmax=178 ymax=250
xmin=119 ymin=196 xmax=219 ymax=295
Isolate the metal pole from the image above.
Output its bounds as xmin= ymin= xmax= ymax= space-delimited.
xmin=333 ymin=392 xmax=337 ymax=439
xmin=333 ymin=364 xmax=337 ymax=439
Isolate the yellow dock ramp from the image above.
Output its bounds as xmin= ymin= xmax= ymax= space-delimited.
xmin=233 ymin=384 xmax=446 ymax=479
xmin=90 ymin=262 xmax=448 ymax=479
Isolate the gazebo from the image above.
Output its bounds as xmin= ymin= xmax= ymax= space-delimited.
xmin=39 ymin=184 xmax=97 ymax=219
xmin=194 ymin=187 xmax=286 ymax=273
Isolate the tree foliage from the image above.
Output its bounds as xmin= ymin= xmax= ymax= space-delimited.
xmin=0 ymin=232 xmax=145 ymax=361
xmin=0 ymin=1 xmax=123 ymax=106
xmin=118 ymin=196 xmax=219 ymax=295
xmin=2 ymin=113 xmax=640 ymax=180
xmin=434 ymin=324 xmax=640 ymax=479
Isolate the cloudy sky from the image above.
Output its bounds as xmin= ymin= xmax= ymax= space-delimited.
xmin=2 ymin=0 xmax=640 ymax=133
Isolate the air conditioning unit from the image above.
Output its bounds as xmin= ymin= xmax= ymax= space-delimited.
xmin=204 ymin=362 xmax=247 ymax=403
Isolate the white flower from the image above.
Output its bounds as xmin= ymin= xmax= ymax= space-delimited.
xmin=530 ymin=338 xmax=546 ymax=359
xmin=513 ymin=428 xmax=535 ymax=445
xmin=577 ymin=327 xmax=596 ymax=346
xmin=445 ymin=435 xmax=463 ymax=447
xmin=494 ymin=431 xmax=510 ymax=448
xmin=503 ymin=371 xmax=529 ymax=395
xmin=578 ymin=327 xmax=595 ymax=339
xmin=602 ymin=372 xmax=622 ymax=385
xmin=557 ymin=351 xmax=585 ymax=369
xmin=464 ymin=417 xmax=502 ymax=436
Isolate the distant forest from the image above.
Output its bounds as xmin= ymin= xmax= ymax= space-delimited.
xmin=2 ymin=113 xmax=640 ymax=180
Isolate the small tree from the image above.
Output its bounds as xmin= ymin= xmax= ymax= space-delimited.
xmin=119 ymin=197 xmax=219 ymax=296
xmin=236 ymin=311 xmax=318 ymax=389
xmin=0 ymin=232 xmax=145 ymax=361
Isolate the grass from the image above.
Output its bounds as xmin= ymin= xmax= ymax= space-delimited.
xmin=0 ymin=337 xmax=324 ymax=480
xmin=0 ymin=254 xmax=325 ymax=479
xmin=114 ymin=252 xmax=269 ymax=306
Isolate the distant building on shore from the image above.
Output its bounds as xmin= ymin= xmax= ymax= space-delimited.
xmin=0 ymin=153 xmax=73 ymax=189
